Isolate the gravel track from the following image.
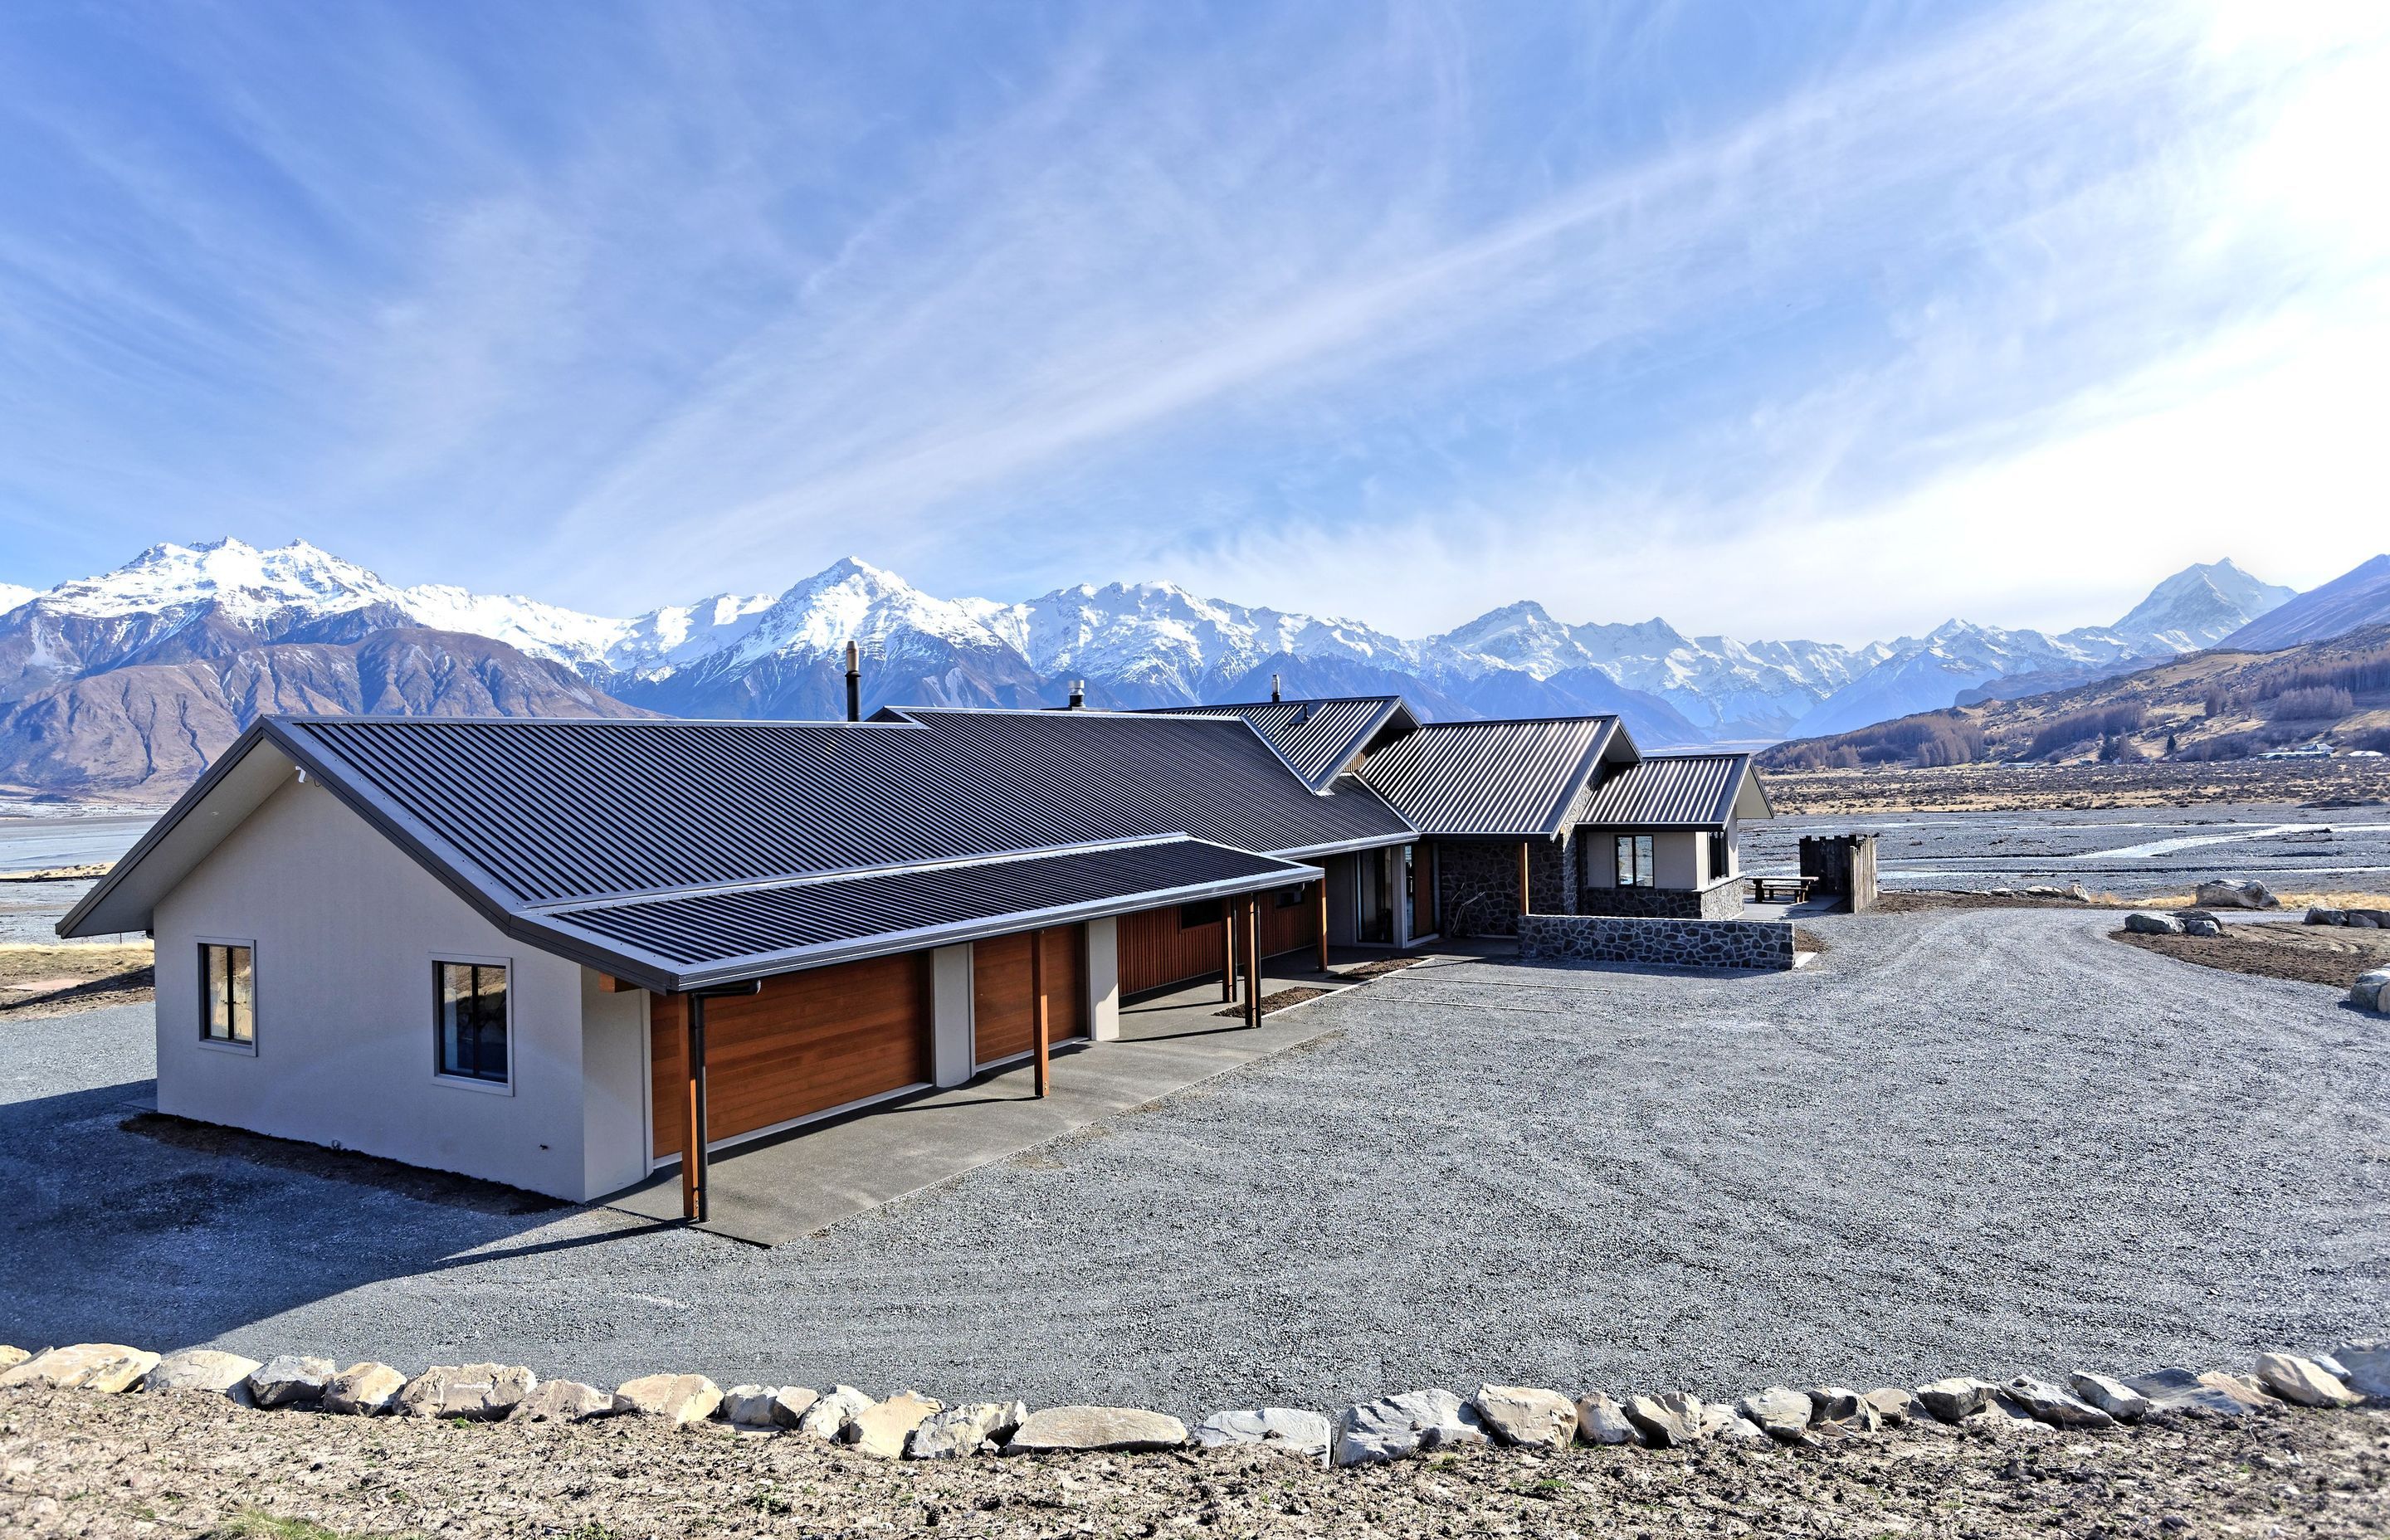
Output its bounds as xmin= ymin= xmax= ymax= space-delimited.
xmin=2 ymin=906 xmax=2384 ymax=1420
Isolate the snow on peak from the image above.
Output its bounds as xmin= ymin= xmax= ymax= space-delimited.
xmin=724 ymin=557 xmax=1010 ymax=667
xmin=0 ymin=582 xmax=36 ymax=615
xmin=2109 ymin=560 xmax=2295 ymax=653
xmin=37 ymin=537 xmax=403 ymax=623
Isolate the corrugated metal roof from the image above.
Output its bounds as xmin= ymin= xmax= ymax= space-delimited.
xmin=1579 ymin=753 xmax=1753 ymax=828
xmin=1137 ymin=698 xmax=1412 ymax=790
xmin=1356 ymin=718 xmax=1617 ymax=837
xmin=537 ymin=836 xmax=1315 ymax=987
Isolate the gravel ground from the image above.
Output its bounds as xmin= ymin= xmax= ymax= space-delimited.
xmin=6 ymin=1388 xmax=2388 ymax=1540
xmin=3 ymin=905 xmax=2386 ymax=1421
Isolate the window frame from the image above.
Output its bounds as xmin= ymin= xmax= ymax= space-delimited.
xmin=432 ymin=953 xmax=515 ymax=1095
xmin=1178 ymin=898 xmax=1225 ymax=929
xmin=195 ymin=936 xmax=259 ymax=1055
xmin=1615 ymin=834 xmax=1656 ymax=889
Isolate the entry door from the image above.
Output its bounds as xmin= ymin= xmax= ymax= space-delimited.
xmin=1358 ymin=848 xmax=1396 ymax=943
xmin=972 ymin=925 xmax=1087 ymax=1068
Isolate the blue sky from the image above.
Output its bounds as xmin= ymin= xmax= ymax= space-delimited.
xmin=2 ymin=1 xmax=2383 ymax=643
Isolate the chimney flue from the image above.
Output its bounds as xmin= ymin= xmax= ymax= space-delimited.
xmin=1270 ymin=673 xmax=1281 ymax=703
xmin=844 ymin=640 xmax=861 ymax=722
xmin=1068 ymin=680 xmax=1085 ymax=709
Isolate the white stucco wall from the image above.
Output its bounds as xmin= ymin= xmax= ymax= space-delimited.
xmin=152 ymin=775 xmax=632 ymax=1201
xmin=929 ymin=943 xmax=973 ymax=1087
xmin=1085 ymin=917 xmax=1120 ymax=1041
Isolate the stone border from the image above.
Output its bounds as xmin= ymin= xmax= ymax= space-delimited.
xmin=3 ymin=1336 xmax=2379 ymax=1467
xmin=1519 ymin=912 xmax=1796 ymax=971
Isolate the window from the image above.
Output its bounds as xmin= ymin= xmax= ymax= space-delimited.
xmin=1178 ymin=899 xmax=1225 ymax=928
xmin=200 ymin=943 xmax=254 ymax=1045
xmin=436 ymin=961 xmax=510 ymax=1084
xmin=1615 ymin=834 xmax=1656 ymax=888
xmin=1273 ymin=883 xmax=1311 ymax=909
xmin=1706 ymin=832 xmax=1734 ymax=884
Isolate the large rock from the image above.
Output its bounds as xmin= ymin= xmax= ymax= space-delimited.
xmin=2197 ymin=1372 xmax=2277 ymax=1411
xmin=1622 ymin=1392 xmax=1702 ymax=1448
xmin=719 ymin=1385 xmax=787 ymax=1428
xmin=2307 ymin=907 xmax=2347 ymax=926
xmin=1737 ymin=1386 xmax=1812 ymax=1443
xmin=1333 ymin=1391 xmax=1485 ymax=1465
xmin=1914 ymin=1377 xmax=1992 ymax=1423
xmin=2255 ymin=1353 xmax=2359 ymax=1408
xmin=397 ymin=1362 xmax=535 ymax=1421
xmin=795 ymin=1384 xmax=872 ymax=1439
xmin=0 ymin=1348 xmax=27 ymax=1372
xmin=247 ymin=1355 xmax=337 ymax=1409
xmin=846 ymin=1391 xmax=944 ymax=1458
xmin=1469 ymin=1385 xmax=1577 ymax=1450
xmin=144 ymin=1350 xmax=261 ymax=1402
xmin=2351 ymin=971 xmax=2390 ymax=1014
xmin=510 ymin=1380 xmax=612 ymax=1422
xmin=0 ymin=1344 xmax=160 ymax=1395
xmin=2335 ymin=1340 xmax=2390 ymax=1399
xmin=2003 ymin=1377 xmax=2114 ymax=1429
xmin=2196 ymin=880 xmax=2278 ymax=909
xmin=2179 ymin=910 xmax=2225 ymax=938
xmin=910 ymin=1401 xmax=1029 ymax=1460
xmin=2124 ymin=1367 xmax=2262 ymax=1416
xmin=1863 ymin=1387 xmax=1914 ymax=1425
xmin=2067 ymin=1372 xmax=2154 ymax=1421
xmin=610 ymin=1373 xmax=722 ymax=1425
xmin=321 ymin=1362 xmax=407 ymax=1416
xmin=1193 ymin=1407 xmax=1334 ymax=1462
xmin=2124 ymin=912 xmax=2183 ymax=935
xmin=1005 ymin=1405 xmax=1189 ymax=1455
xmin=1575 ymin=1391 xmax=1634 ymax=1445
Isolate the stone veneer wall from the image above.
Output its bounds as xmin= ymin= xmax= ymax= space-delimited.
xmin=1577 ymin=877 xmax=1746 ymax=922
xmin=1518 ymin=913 xmax=1794 ymax=971
xmin=1436 ymin=837 xmax=1574 ymax=938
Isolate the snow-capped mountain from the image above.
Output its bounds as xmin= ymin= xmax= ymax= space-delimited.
xmin=0 ymin=583 xmax=35 ymax=615
xmin=2106 ymin=559 xmax=2294 ymax=654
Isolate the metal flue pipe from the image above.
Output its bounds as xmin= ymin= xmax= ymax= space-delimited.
xmin=844 ymin=640 xmax=862 ymax=722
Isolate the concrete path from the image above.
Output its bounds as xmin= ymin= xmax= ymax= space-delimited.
xmin=604 ymin=952 xmax=1393 ymax=1244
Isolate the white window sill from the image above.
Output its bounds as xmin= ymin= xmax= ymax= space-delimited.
xmin=432 ymin=1072 xmax=515 ymax=1097
xmin=194 ymin=1037 xmax=258 ymax=1057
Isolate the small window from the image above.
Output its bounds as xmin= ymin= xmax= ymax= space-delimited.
xmin=1178 ymin=899 xmax=1225 ymax=929
xmin=436 ymin=961 xmax=510 ymax=1084
xmin=1615 ymin=835 xmax=1656 ymax=888
xmin=1706 ymin=833 xmax=1733 ymax=883
xmin=200 ymin=943 xmax=254 ymax=1044
xmin=1274 ymin=883 xmax=1311 ymax=909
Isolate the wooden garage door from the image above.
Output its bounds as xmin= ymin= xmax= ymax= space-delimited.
xmin=650 ymin=953 xmax=931 ymax=1158
xmin=973 ymin=925 xmax=1086 ymax=1066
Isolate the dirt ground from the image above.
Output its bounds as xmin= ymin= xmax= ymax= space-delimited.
xmin=1763 ymin=760 xmax=2390 ymax=815
xmin=2 ymin=1388 xmax=2382 ymax=1539
xmin=2111 ymin=924 xmax=2390 ymax=992
xmin=0 ymin=943 xmax=152 ymax=1019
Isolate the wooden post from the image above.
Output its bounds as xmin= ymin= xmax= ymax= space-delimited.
xmin=1032 ymin=928 xmax=1051 ymax=1099
xmin=1222 ymin=906 xmax=1236 ymax=1003
xmin=1317 ymin=880 xmax=1329 ymax=973
xmin=1518 ymin=842 xmax=1533 ymax=920
xmin=1243 ymin=899 xmax=1262 ymax=1029
xmin=683 ymin=995 xmax=708 ymax=1223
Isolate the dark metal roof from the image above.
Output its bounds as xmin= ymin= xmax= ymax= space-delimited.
xmin=1356 ymin=718 xmax=1619 ymax=838
xmin=1578 ymin=753 xmax=1762 ymax=828
xmin=534 ymin=836 xmax=1316 ymax=990
xmin=1135 ymin=697 xmax=1416 ymax=790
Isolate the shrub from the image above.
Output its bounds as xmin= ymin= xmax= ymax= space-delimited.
xmin=2025 ymin=704 xmax=2145 ymax=761
xmin=2265 ymin=685 xmax=2355 ymax=721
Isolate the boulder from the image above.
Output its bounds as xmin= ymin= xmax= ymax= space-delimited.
xmin=2307 ymin=908 xmax=2347 ymax=926
xmin=2067 ymin=1372 xmax=2154 ymax=1421
xmin=2180 ymin=911 xmax=2225 ymax=938
xmin=144 ymin=1350 xmax=261 ymax=1402
xmin=1469 ymin=1384 xmax=1577 ymax=1450
xmin=1193 ymin=1407 xmax=1333 ymax=1462
xmin=1973 ymin=1390 xmax=2053 ymax=1435
xmin=247 ymin=1355 xmax=337 ymax=1409
xmin=2351 ymin=971 xmax=2390 ymax=1014
xmin=795 ymin=1384 xmax=872 ymax=1439
xmin=2196 ymin=880 xmax=2278 ymax=909
xmin=0 ymin=1343 xmax=160 ymax=1395
xmin=1005 ymin=1405 xmax=1189 ymax=1455
xmin=1574 ymin=1391 xmax=1635 ymax=1445
xmin=1913 ymin=1377 xmax=1991 ymax=1423
xmin=2124 ymin=912 xmax=2183 ymax=935
xmin=510 ymin=1380 xmax=612 ymax=1422
xmin=1622 ymin=1392 xmax=1701 ymax=1448
xmin=0 ymin=1348 xmax=27 ymax=1372
xmin=1803 ymin=1385 xmax=1864 ymax=1423
xmin=2335 ymin=1340 xmax=2390 ymax=1399
xmin=1333 ymin=1390 xmax=1485 ymax=1465
xmin=397 ymin=1362 xmax=535 ymax=1421
xmin=2352 ymin=910 xmax=2390 ymax=928
xmin=2254 ymin=1353 xmax=2359 ymax=1408
xmin=1863 ymin=1387 xmax=1914 ymax=1425
xmin=845 ymin=1391 xmax=944 ymax=1459
xmin=2003 ymin=1377 xmax=2114 ymax=1429
xmin=1717 ymin=1415 xmax=1773 ymax=1445
xmin=2196 ymin=1372 xmax=2277 ymax=1412
xmin=321 ymin=1362 xmax=407 ymax=1416
xmin=1736 ymin=1386 xmax=1812 ymax=1443
xmin=610 ymin=1373 xmax=722 ymax=1425
xmin=2124 ymin=1367 xmax=2263 ymax=1417
xmin=718 ymin=1385 xmax=786 ymax=1428
xmin=910 ymin=1401 xmax=1030 ymax=1460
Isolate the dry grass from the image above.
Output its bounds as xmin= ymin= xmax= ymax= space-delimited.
xmin=2121 ymin=890 xmax=2385 ymax=911
xmin=0 ymin=940 xmax=154 ymax=1016
xmin=0 ymin=861 xmax=113 ymax=882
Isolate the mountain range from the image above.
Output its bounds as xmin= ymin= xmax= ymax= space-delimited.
xmin=1 ymin=537 xmax=2373 ymax=798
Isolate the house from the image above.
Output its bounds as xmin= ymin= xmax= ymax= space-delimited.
xmin=60 ymin=710 xmax=1415 ymax=1207
xmin=1137 ymin=697 xmax=1773 ymax=935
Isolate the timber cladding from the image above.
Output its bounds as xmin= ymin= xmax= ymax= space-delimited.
xmin=1116 ymin=884 xmax=1320 ymax=997
xmin=972 ymin=925 xmax=1087 ymax=1065
xmin=649 ymin=953 xmax=931 ymax=1158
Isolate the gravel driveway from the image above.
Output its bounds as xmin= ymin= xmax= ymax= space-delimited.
xmin=3 ymin=905 xmax=2384 ymax=1417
